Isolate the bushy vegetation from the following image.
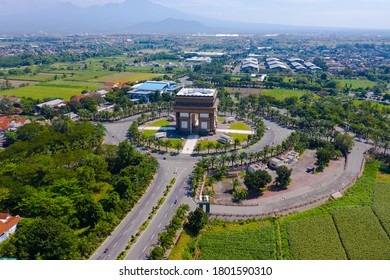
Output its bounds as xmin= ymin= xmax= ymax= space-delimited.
xmin=332 ymin=207 xmax=390 ymax=260
xmin=0 ymin=121 xmax=158 ymax=260
xmin=198 ymin=220 xmax=276 ymax=260
xmin=287 ymin=215 xmax=347 ymax=260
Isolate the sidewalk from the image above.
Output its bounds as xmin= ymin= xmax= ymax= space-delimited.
xmin=181 ymin=135 xmax=199 ymax=154
xmin=216 ymin=129 xmax=255 ymax=135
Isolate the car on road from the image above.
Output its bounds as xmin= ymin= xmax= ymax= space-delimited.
xmin=266 ymin=126 xmax=270 ymax=130
xmin=147 ymin=151 xmax=152 ymax=155
xmin=163 ymin=157 xmax=166 ymax=160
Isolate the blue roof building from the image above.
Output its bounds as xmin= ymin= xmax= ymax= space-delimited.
xmin=127 ymin=81 xmax=181 ymax=103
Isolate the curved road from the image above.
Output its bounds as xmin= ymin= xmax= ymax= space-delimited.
xmin=91 ymin=114 xmax=366 ymax=260
xmin=91 ymin=115 xmax=291 ymax=260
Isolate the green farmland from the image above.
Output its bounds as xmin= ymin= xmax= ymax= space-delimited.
xmin=260 ymin=89 xmax=308 ymax=100
xmin=338 ymin=79 xmax=377 ymax=89
xmin=170 ymin=161 xmax=390 ymax=260
xmin=1 ymin=85 xmax=83 ymax=100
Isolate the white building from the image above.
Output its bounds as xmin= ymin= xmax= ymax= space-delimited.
xmin=241 ymin=58 xmax=259 ymax=72
xmin=0 ymin=213 xmax=21 ymax=243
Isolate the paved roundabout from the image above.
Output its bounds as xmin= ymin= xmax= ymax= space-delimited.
xmin=92 ymin=113 xmax=367 ymax=260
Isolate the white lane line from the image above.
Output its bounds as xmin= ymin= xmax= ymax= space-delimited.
xmin=151 ymin=234 xmax=155 ymax=240
xmin=158 ymin=223 xmax=162 ymax=228
xmin=164 ymin=213 xmax=168 ymax=218
xmin=145 ymin=200 xmax=149 ymax=205
xmin=175 ymin=195 xmax=179 ymax=199
xmin=131 ymin=220 xmax=135 ymax=225
xmin=139 ymin=209 xmax=143 ymax=214
xmin=113 ymin=242 xmax=118 ymax=247
xmin=142 ymin=247 xmax=147 ymax=253
xmin=170 ymin=203 xmax=174 ymax=208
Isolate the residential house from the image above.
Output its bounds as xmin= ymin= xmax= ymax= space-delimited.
xmin=0 ymin=213 xmax=22 ymax=243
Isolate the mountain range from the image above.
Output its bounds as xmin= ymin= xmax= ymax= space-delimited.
xmin=0 ymin=0 xmax=382 ymax=34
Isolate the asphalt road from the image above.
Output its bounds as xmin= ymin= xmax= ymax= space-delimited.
xmin=89 ymin=115 xmax=294 ymax=260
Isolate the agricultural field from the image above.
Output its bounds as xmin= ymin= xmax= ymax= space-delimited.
xmin=63 ymin=70 xmax=112 ymax=82
xmin=198 ymin=221 xmax=277 ymax=260
xmin=1 ymin=85 xmax=82 ymax=100
xmin=260 ymin=89 xmax=308 ymax=100
xmin=229 ymin=122 xmax=251 ymax=131
xmin=332 ymin=207 xmax=390 ymax=260
xmin=7 ymin=73 xmax=58 ymax=82
xmin=373 ymin=182 xmax=390 ymax=236
xmin=171 ymin=161 xmax=390 ymax=260
xmin=286 ymin=215 xmax=347 ymax=260
xmin=43 ymin=80 xmax=104 ymax=89
xmin=338 ymin=79 xmax=377 ymax=89
xmin=89 ymin=72 xmax=157 ymax=83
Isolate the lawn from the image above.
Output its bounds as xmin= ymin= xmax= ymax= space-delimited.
xmin=332 ymin=207 xmax=390 ymax=260
xmin=198 ymin=220 xmax=277 ymax=260
xmin=338 ymin=79 xmax=377 ymax=90
xmin=229 ymin=122 xmax=251 ymax=131
xmin=63 ymin=70 xmax=112 ymax=82
xmin=229 ymin=133 xmax=248 ymax=143
xmin=260 ymin=89 xmax=308 ymax=100
xmin=287 ymin=215 xmax=347 ymax=260
xmin=1 ymin=85 xmax=83 ymax=100
xmin=149 ymin=120 xmax=171 ymax=127
xmin=142 ymin=130 xmax=158 ymax=137
xmin=217 ymin=117 xmax=225 ymax=122
xmin=88 ymin=72 xmax=157 ymax=83
xmin=373 ymin=182 xmax=390 ymax=236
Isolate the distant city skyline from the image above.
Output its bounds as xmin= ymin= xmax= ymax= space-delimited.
xmin=1 ymin=0 xmax=389 ymax=29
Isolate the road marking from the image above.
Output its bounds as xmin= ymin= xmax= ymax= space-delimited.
xmin=175 ymin=195 xmax=179 ymax=199
xmin=131 ymin=220 xmax=135 ymax=225
xmin=139 ymin=209 xmax=143 ymax=214
xmin=164 ymin=213 xmax=168 ymax=218
xmin=158 ymin=223 xmax=162 ymax=228
xmin=142 ymin=247 xmax=147 ymax=253
xmin=151 ymin=234 xmax=155 ymax=240
xmin=113 ymin=242 xmax=118 ymax=247
xmin=145 ymin=200 xmax=149 ymax=205
xmin=170 ymin=203 xmax=174 ymax=208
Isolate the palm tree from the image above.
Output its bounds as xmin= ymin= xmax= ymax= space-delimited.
xmin=220 ymin=154 xmax=229 ymax=166
xmin=233 ymin=138 xmax=241 ymax=150
xmin=239 ymin=151 xmax=248 ymax=167
xmin=224 ymin=142 xmax=232 ymax=153
xmin=248 ymin=152 xmax=255 ymax=165
xmin=230 ymin=153 xmax=238 ymax=167
xmin=164 ymin=140 xmax=171 ymax=152
xmin=174 ymin=141 xmax=184 ymax=154
xmin=232 ymin=178 xmax=241 ymax=191
xmin=206 ymin=141 xmax=215 ymax=154
xmin=215 ymin=142 xmax=223 ymax=154
xmin=210 ymin=156 xmax=217 ymax=170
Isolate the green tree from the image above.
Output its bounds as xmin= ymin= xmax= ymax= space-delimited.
xmin=334 ymin=133 xmax=354 ymax=156
xmin=244 ymin=170 xmax=272 ymax=192
xmin=1 ymin=217 xmax=80 ymax=260
xmin=275 ymin=166 xmax=292 ymax=189
xmin=233 ymin=188 xmax=248 ymax=201
xmin=187 ymin=208 xmax=208 ymax=235
xmin=149 ymin=246 xmax=164 ymax=260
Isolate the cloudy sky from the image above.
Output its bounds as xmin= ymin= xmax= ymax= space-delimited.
xmin=2 ymin=0 xmax=389 ymax=29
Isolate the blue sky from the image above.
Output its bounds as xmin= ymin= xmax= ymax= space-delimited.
xmin=2 ymin=0 xmax=389 ymax=29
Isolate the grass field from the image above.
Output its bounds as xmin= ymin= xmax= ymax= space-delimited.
xmin=1 ymin=85 xmax=82 ymax=100
xmin=89 ymin=72 xmax=157 ymax=83
xmin=287 ymin=215 xmax=347 ymax=260
xmin=338 ymin=79 xmax=377 ymax=89
xmin=332 ymin=207 xmax=390 ymax=260
xmin=43 ymin=80 xmax=104 ymax=89
xmin=217 ymin=117 xmax=225 ymax=122
xmin=7 ymin=73 xmax=58 ymax=82
xmin=148 ymin=120 xmax=171 ymax=127
xmin=198 ymin=220 xmax=277 ymax=260
xmin=142 ymin=130 xmax=158 ymax=137
xmin=229 ymin=122 xmax=251 ymax=131
xmin=260 ymin=89 xmax=308 ymax=100
xmin=171 ymin=161 xmax=390 ymax=260
xmin=229 ymin=133 xmax=248 ymax=143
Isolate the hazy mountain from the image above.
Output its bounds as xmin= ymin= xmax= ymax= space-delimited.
xmin=130 ymin=18 xmax=211 ymax=34
xmin=0 ymin=0 xmax=378 ymax=34
xmin=0 ymin=0 xmax=197 ymax=33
